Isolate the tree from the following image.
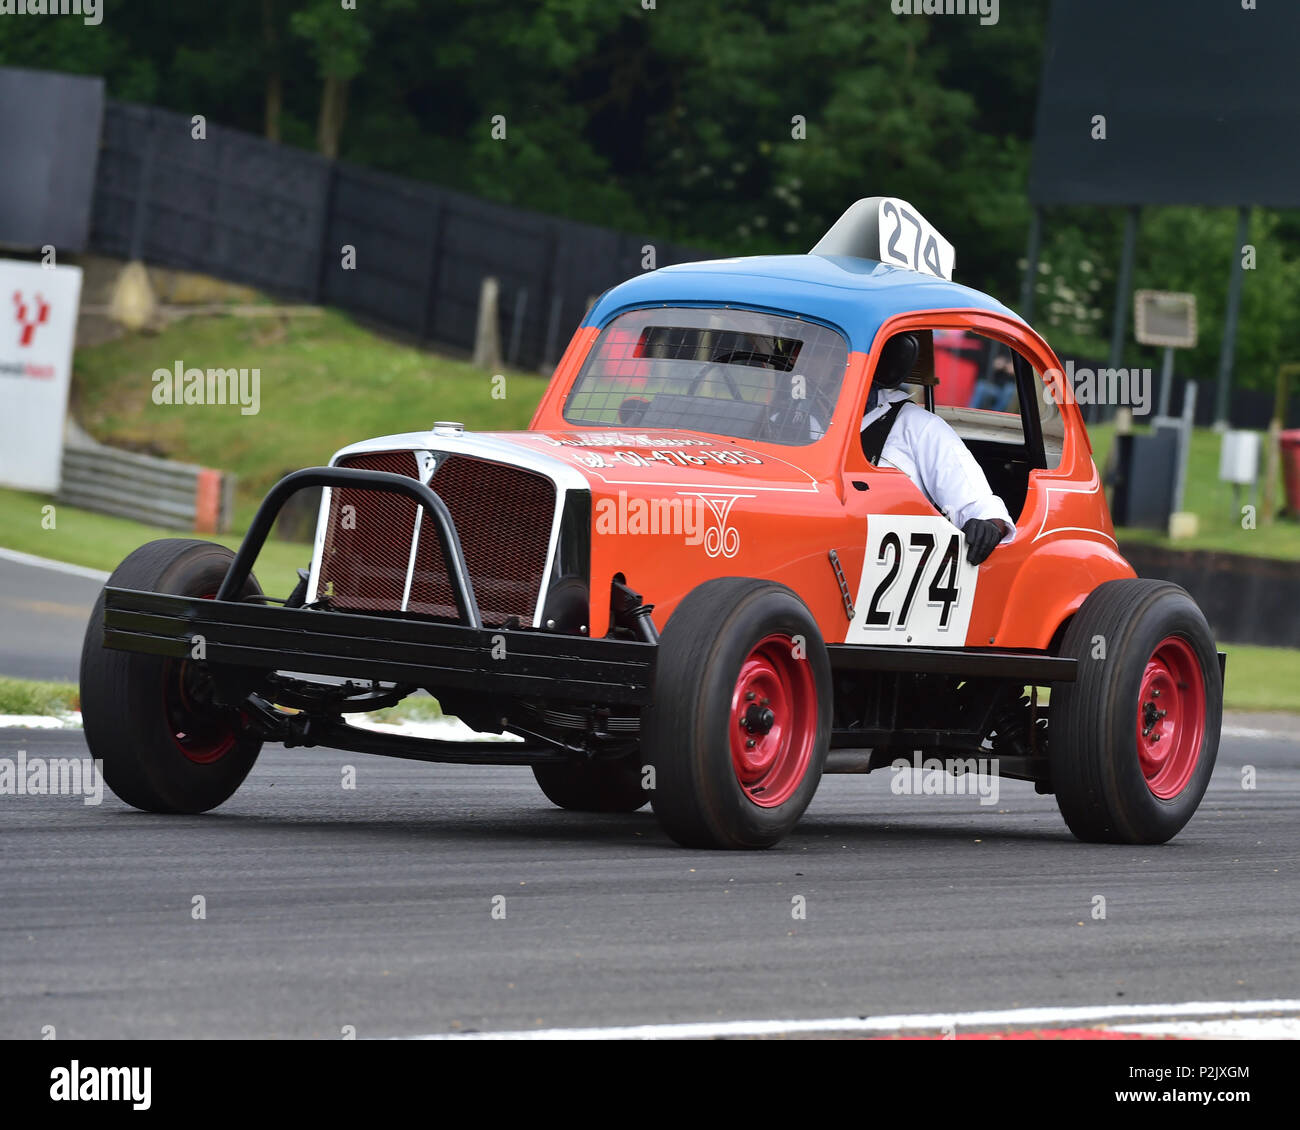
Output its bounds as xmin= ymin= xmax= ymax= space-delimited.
xmin=263 ymin=0 xmax=286 ymax=142
xmin=291 ymin=0 xmax=411 ymax=159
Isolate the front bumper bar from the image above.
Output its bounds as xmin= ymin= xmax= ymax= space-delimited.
xmin=103 ymin=588 xmax=656 ymax=707
xmin=99 ymin=464 xmax=654 ymax=764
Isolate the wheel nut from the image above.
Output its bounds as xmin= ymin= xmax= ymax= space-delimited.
xmin=746 ymin=739 xmax=756 ymax=750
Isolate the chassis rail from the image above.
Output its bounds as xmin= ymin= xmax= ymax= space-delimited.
xmin=826 ymin=644 xmax=1077 ymax=682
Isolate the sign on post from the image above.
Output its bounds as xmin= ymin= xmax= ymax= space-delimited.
xmin=0 ymin=259 xmax=83 ymax=493
xmin=1134 ymin=290 xmax=1198 ymax=349
xmin=1134 ymin=290 xmax=1199 ymax=536
xmin=1220 ymin=431 xmax=1261 ymax=486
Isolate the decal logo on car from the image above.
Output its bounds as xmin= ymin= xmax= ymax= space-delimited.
xmin=679 ymin=492 xmax=753 ymax=559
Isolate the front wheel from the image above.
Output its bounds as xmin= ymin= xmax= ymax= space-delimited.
xmin=1049 ymin=579 xmax=1222 ymax=843
xmin=643 ymin=578 xmax=831 ymax=849
xmin=80 ymin=539 xmax=264 ymax=814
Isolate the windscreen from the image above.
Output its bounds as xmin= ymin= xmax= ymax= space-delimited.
xmin=563 ymin=307 xmax=850 ymax=445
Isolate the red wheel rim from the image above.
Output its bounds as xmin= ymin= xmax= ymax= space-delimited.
xmin=162 ymin=591 xmax=240 ymax=765
xmin=729 ymin=634 xmax=817 ymax=808
xmin=1135 ymin=635 xmax=1206 ymax=799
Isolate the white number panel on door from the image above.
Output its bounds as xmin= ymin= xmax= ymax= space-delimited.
xmin=845 ymin=515 xmax=979 ymax=646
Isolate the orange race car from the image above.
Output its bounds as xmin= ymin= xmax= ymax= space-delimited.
xmin=80 ymin=198 xmax=1224 ymax=850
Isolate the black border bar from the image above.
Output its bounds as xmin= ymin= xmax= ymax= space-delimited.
xmin=827 ymin=643 xmax=1078 ymax=682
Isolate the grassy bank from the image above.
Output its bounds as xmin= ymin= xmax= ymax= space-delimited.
xmin=72 ymin=308 xmax=548 ymax=519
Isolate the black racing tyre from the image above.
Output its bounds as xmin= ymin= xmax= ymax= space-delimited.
xmin=80 ymin=539 xmax=264 ymax=814
xmin=532 ymin=757 xmax=649 ymax=813
xmin=643 ymin=578 xmax=831 ymax=849
xmin=1049 ymin=579 xmax=1222 ymax=844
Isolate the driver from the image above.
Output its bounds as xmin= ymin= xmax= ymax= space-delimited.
xmin=708 ymin=341 xmax=830 ymax=442
xmin=861 ymin=332 xmax=1015 ymax=565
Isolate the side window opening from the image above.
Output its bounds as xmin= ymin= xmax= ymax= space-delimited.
xmin=861 ymin=328 xmax=1063 ymax=525
xmin=932 ymin=331 xmax=1063 ymax=471
xmin=935 ymin=336 xmax=1028 ymax=522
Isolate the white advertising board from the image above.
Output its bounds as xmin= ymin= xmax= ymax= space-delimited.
xmin=0 ymin=259 xmax=83 ymax=492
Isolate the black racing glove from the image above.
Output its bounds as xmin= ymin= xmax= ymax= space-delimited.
xmin=961 ymin=518 xmax=1002 ymax=565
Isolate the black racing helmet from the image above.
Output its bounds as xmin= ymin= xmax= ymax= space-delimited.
xmin=873 ymin=332 xmax=920 ymax=390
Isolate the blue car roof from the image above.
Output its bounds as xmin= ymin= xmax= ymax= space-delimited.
xmin=581 ymin=254 xmax=1023 ymax=353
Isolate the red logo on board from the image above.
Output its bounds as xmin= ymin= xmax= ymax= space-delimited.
xmin=13 ymin=291 xmax=50 ymax=347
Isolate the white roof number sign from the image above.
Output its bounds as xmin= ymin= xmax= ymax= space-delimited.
xmin=876 ymin=198 xmax=955 ymax=281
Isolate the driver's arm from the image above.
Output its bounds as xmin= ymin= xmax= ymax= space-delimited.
xmin=906 ymin=411 xmax=1016 ymax=545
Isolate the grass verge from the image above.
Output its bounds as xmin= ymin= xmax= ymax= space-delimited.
xmin=1089 ymin=423 xmax=1300 ymax=560
xmin=0 ymin=676 xmax=80 ymax=717
xmin=1218 ymin=644 xmax=1300 ymax=714
xmin=0 ymin=487 xmax=309 ymax=600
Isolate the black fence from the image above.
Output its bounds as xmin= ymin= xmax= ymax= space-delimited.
xmin=89 ymin=101 xmax=707 ymax=370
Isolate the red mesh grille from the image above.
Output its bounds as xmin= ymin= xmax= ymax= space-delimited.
xmin=409 ymin=456 xmax=555 ymax=626
xmin=317 ymin=451 xmax=420 ymax=612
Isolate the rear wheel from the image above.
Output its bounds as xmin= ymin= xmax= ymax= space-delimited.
xmin=80 ymin=539 xmax=264 ymax=814
xmin=532 ymin=757 xmax=648 ymax=813
xmin=644 ymin=578 xmax=831 ymax=849
xmin=1049 ymin=579 xmax=1222 ymax=843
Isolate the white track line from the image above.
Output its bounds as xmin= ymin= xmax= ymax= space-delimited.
xmin=0 ymin=547 xmax=109 ymax=582
xmin=407 ymin=999 xmax=1300 ymax=1040
xmin=0 ymin=714 xmax=70 ymax=729
xmin=1222 ymin=724 xmax=1300 ymax=742
xmin=1114 ymin=1018 xmax=1300 ymax=1040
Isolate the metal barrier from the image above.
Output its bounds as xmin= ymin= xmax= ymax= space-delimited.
xmin=57 ymin=443 xmax=234 ymax=533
